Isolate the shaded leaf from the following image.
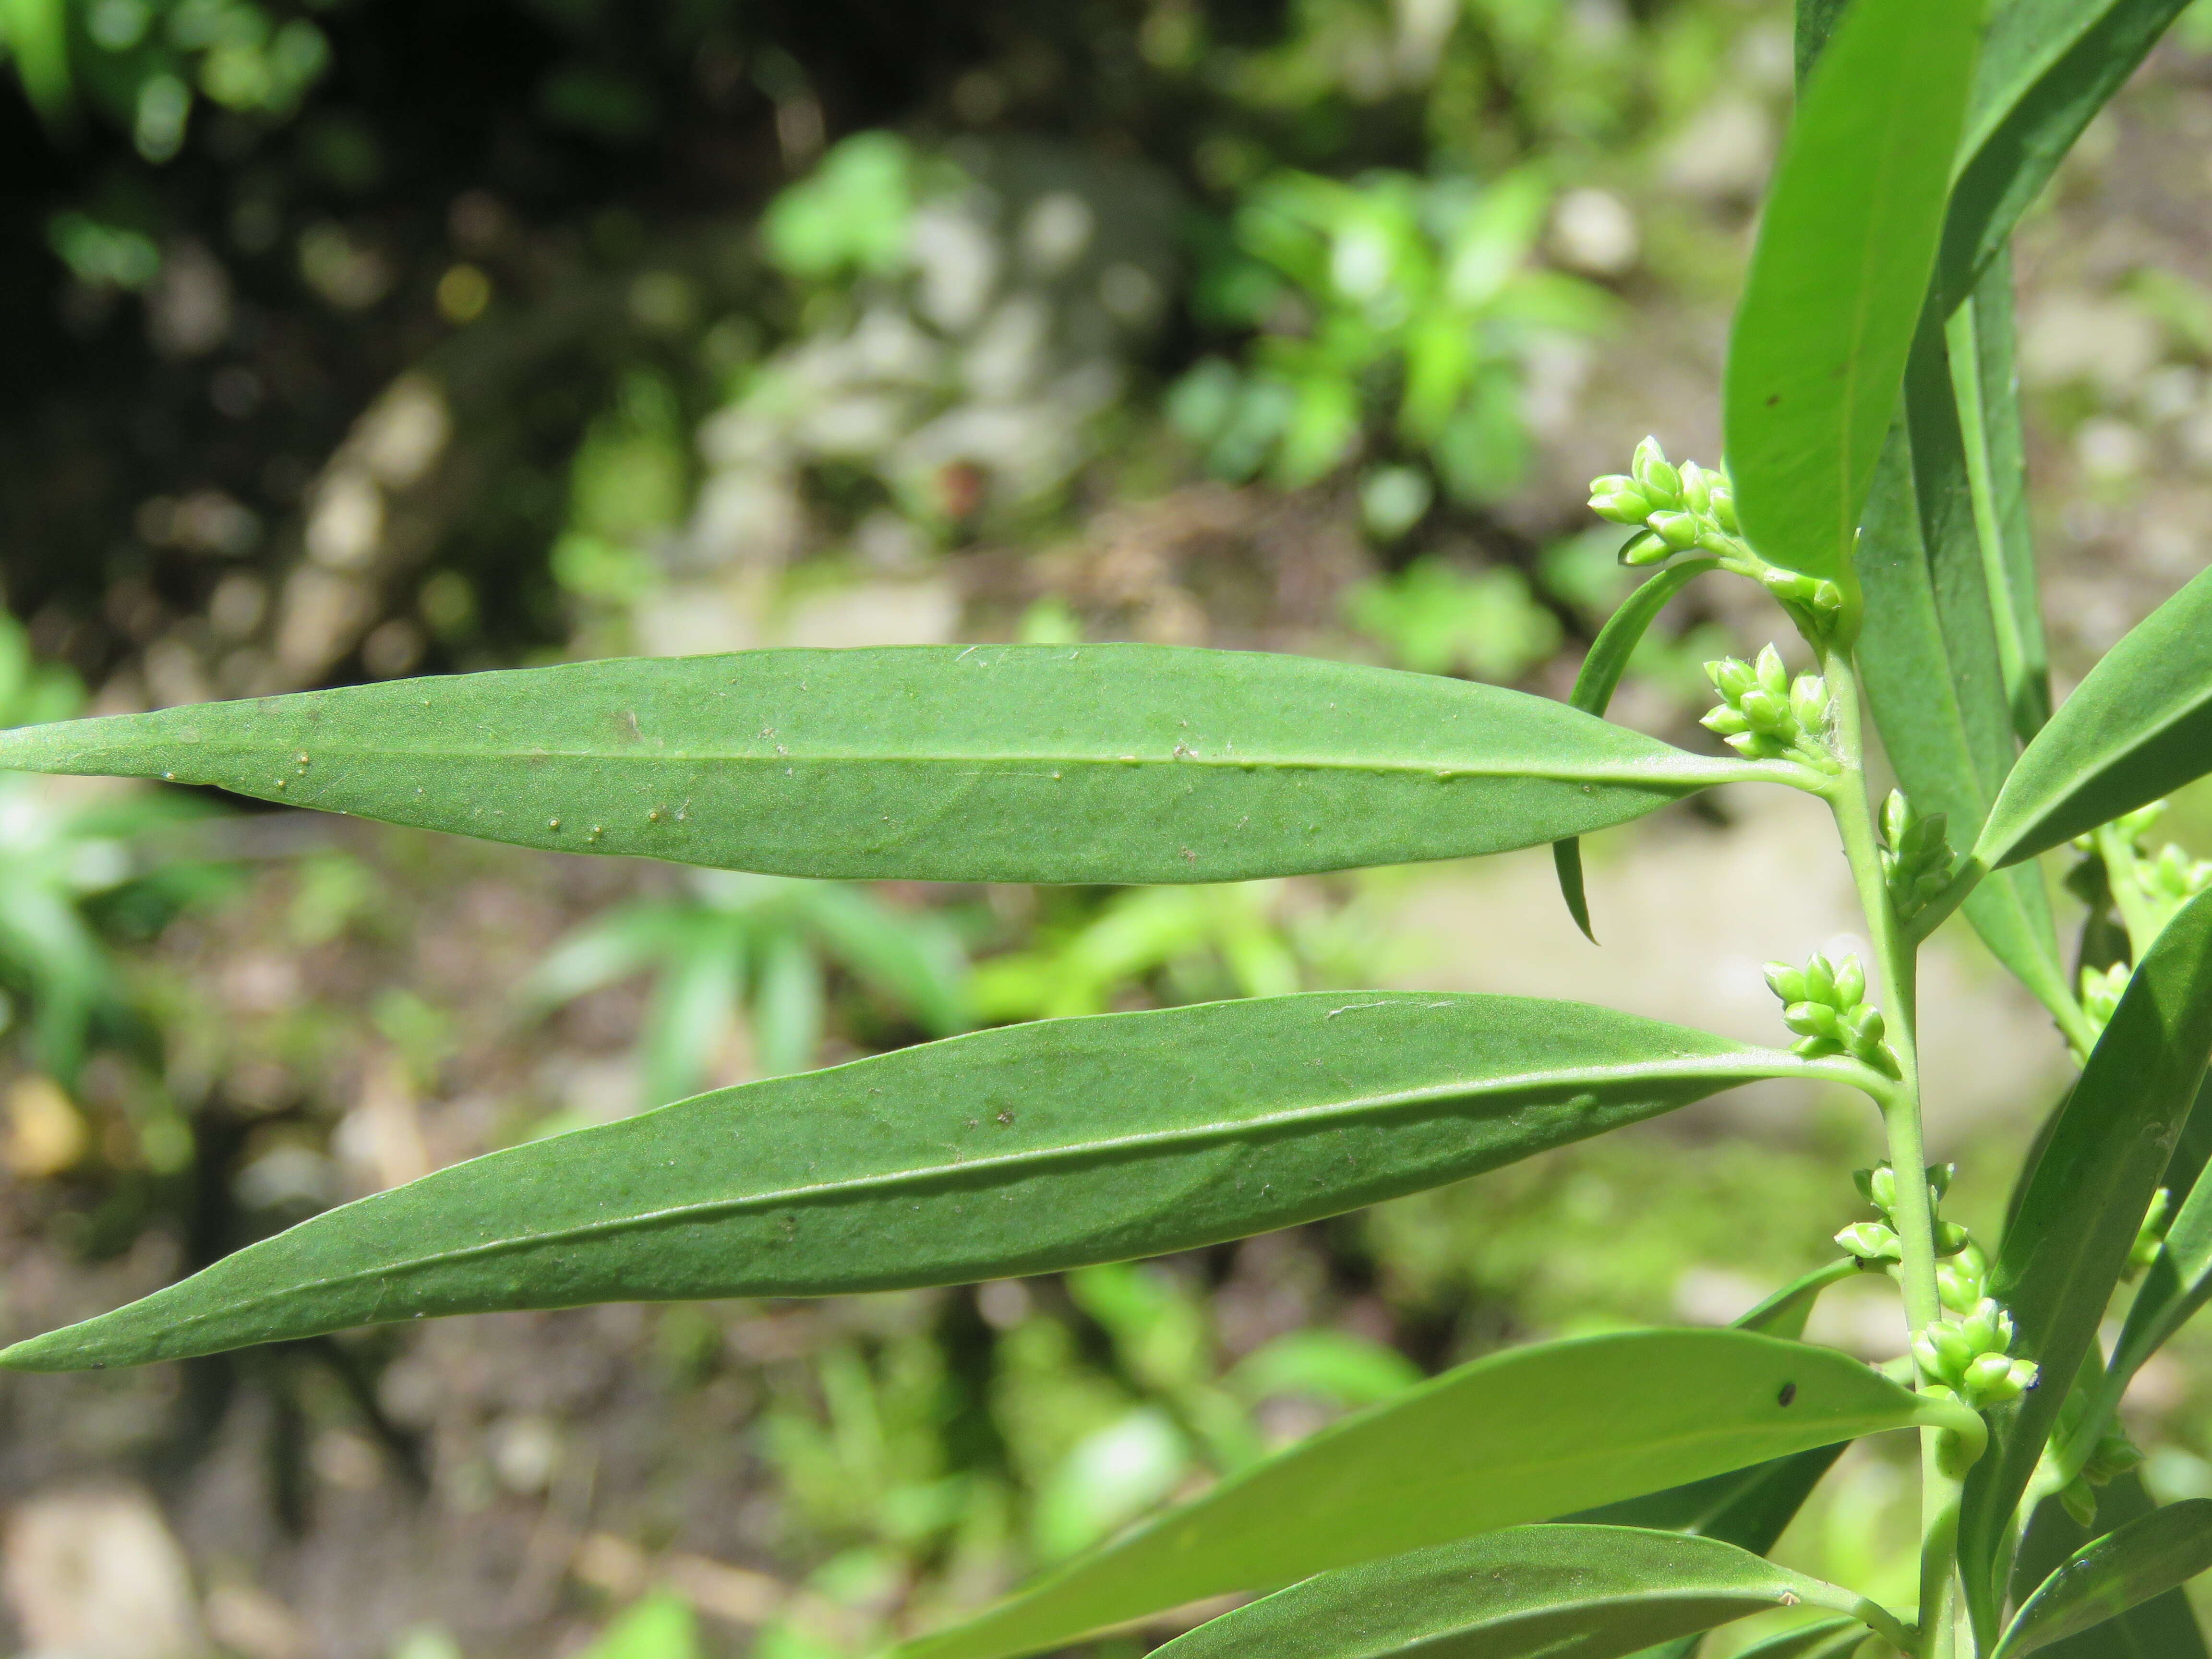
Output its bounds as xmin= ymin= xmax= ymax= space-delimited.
xmin=1977 ymin=566 xmax=2212 ymax=868
xmin=1148 ymin=1526 xmax=1838 ymax=1659
xmin=1958 ymin=890 xmax=2212 ymax=1642
xmin=2009 ymin=1476 xmax=2212 ymax=1659
xmin=0 ymin=993 xmax=1814 ymax=1371
xmin=1553 ymin=558 xmax=1720 ymax=941
xmin=1940 ymin=0 xmax=2196 ymax=310
xmin=1998 ymin=1501 xmax=2212 ymax=1659
xmin=0 ymin=646 xmax=1751 ymax=886
xmin=1731 ymin=1617 xmax=1871 ymax=1659
xmin=900 ymin=1330 xmax=1929 ymax=1659
xmin=1854 ymin=314 xmax=2071 ymax=1020
xmin=2107 ymin=1076 xmax=2212 ymax=1391
xmin=1724 ymin=0 xmax=1979 ymax=580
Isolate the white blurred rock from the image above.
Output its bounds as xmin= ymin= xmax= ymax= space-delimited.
xmin=1660 ymin=100 xmax=1774 ymax=201
xmin=782 ymin=579 xmax=960 ymax=649
xmin=2 ymin=1486 xmax=208 ymax=1659
xmin=2020 ymin=293 xmax=2162 ymax=397
xmin=1550 ymin=188 xmax=1639 ymax=276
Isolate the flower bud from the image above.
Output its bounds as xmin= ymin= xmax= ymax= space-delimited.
xmin=1803 ymin=954 xmax=1836 ymax=1005
xmin=1832 ymin=957 xmax=1866 ymax=1010
xmin=1737 ymin=686 xmax=1787 ymax=733
xmin=2060 ymin=1478 xmax=2099 ymax=1527
xmin=1764 ymin=963 xmax=1808 ymax=1004
xmin=1705 ymin=657 xmax=1755 ymax=701
xmin=1680 ymin=460 xmax=1714 ymax=515
xmin=1651 ymin=511 xmax=1702 ymax=551
xmin=1789 ymin=675 xmax=1829 ymax=734
xmin=1754 ymin=644 xmax=1791 ymax=701
xmin=1619 ymin=530 xmax=1672 ymax=567
xmin=1708 ymin=486 xmax=1740 ymax=534
xmin=1631 ymin=437 xmax=1681 ymax=503
xmin=1846 ymin=1004 xmax=1885 ymax=1048
xmin=1865 ymin=1165 xmax=1897 ymax=1211
xmin=1935 ymin=1219 xmax=1972 ymax=1256
xmin=1915 ymin=1323 xmax=1974 ymax=1381
xmin=1963 ymin=1350 xmax=2028 ymax=1406
xmin=1836 ymin=1220 xmax=1901 ymax=1261
xmin=1937 ymin=1242 xmax=1987 ymax=1314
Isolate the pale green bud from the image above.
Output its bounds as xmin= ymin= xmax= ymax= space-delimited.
xmin=1836 ymin=1220 xmax=1902 ymax=1261
xmin=1937 ymin=1241 xmax=1987 ymax=1314
xmin=1650 ymin=511 xmax=1702 ymax=551
xmin=1631 ymin=437 xmax=1681 ymax=503
xmin=2060 ymin=1477 xmax=2099 ymax=1527
xmin=1619 ymin=529 xmax=1672 ymax=566
xmin=1754 ymin=644 xmax=1791 ymax=702
xmin=1962 ymin=1350 xmax=2029 ymax=1406
xmin=1706 ymin=657 xmax=1755 ymax=701
xmin=1679 ymin=460 xmax=1715 ymax=515
xmin=1708 ymin=485 xmax=1739 ymax=534
xmin=1803 ymin=953 xmax=1837 ymax=1005
xmin=1764 ymin=962 xmax=1808 ymax=1004
xmin=1832 ymin=957 xmax=1866 ymax=1010
xmin=1789 ymin=675 xmax=1829 ymax=734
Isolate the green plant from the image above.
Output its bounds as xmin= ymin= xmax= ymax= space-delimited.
xmin=8 ymin=4 xmax=2212 ymax=1659
xmin=525 ymin=869 xmax=971 ymax=1106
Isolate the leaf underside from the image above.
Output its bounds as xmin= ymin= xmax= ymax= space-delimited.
xmin=0 ymin=645 xmax=1731 ymax=886
xmin=0 ymin=992 xmax=1803 ymax=1371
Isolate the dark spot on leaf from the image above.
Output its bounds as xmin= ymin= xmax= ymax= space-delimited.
xmin=1766 ymin=394 xmax=1780 ymax=407
xmin=1777 ymin=1382 xmax=1797 ymax=1407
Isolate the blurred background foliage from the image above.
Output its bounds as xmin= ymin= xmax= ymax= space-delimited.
xmin=6 ymin=0 xmax=2212 ymax=1655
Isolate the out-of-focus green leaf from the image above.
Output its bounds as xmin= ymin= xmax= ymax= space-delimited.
xmin=0 ymin=993 xmax=1817 ymax=1371
xmin=899 ymin=1331 xmax=1931 ymax=1659
xmin=1959 ymin=890 xmax=2212 ymax=1643
xmin=1939 ymin=0 xmax=2196 ymax=310
xmin=1553 ymin=557 xmax=1720 ymax=941
xmin=1976 ymin=567 xmax=2212 ymax=868
xmin=1725 ymin=0 xmax=1978 ymax=581
xmin=1226 ymin=1330 xmax=1422 ymax=1409
xmin=1998 ymin=1502 xmax=2212 ymax=1659
xmin=1856 ymin=313 xmax=2072 ymax=1021
xmin=577 ymin=1592 xmax=699 ymax=1659
xmin=1147 ymin=1526 xmax=1843 ymax=1659
xmin=0 ymin=646 xmax=1758 ymax=886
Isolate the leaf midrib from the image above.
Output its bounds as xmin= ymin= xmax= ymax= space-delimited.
xmin=122 ymin=1050 xmax=1798 ymax=1340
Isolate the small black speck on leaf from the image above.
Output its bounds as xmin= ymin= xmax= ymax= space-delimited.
xmin=1777 ymin=1382 xmax=1797 ymax=1407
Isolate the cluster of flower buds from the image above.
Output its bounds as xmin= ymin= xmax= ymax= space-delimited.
xmin=1588 ymin=437 xmax=1740 ymax=560
xmin=1703 ymin=647 xmax=1841 ymax=773
xmin=1836 ymin=1163 xmax=1969 ymax=1270
xmin=1765 ymin=950 xmax=1899 ymax=1076
xmin=1586 ymin=439 xmax=1843 ymax=625
xmin=2141 ymin=842 xmax=2212 ymax=917
xmin=1913 ymin=1297 xmax=2039 ymax=1409
xmin=1878 ymin=791 xmax=1955 ymax=921
xmin=2075 ymin=961 xmax=2131 ymax=1059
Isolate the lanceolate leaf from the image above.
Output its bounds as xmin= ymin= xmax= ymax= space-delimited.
xmin=1554 ymin=558 xmax=1720 ymax=941
xmin=0 ymin=646 xmax=1753 ymax=887
xmin=1724 ymin=0 xmax=1978 ymax=581
xmin=899 ymin=1330 xmax=1931 ymax=1659
xmin=1855 ymin=317 xmax=2071 ymax=1021
xmin=1958 ymin=890 xmax=2212 ymax=1642
xmin=0 ymin=994 xmax=1815 ymax=1372
xmin=1977 ymin=566 xmax=2212 ymax=868
xmin=1947 ymin=249 xmax=2052 ymax=741
xmin=1939 ymin=0 xmax=2195 ymax=310
xmin=1997 ymin=1501 xmax=2212 ymax=1659
xmin=1148 ymin=1526 xmax=1840 ymax=1659
xmin=2009 ymin=1476 xmax=2212 ymax=1659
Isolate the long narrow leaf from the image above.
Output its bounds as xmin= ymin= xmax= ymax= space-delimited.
xmin=1939 ymin=0 xmax=2194 ymax=310
xmin=1724 ymin=0 xmax=1978 ymax=581
xmin=2010 ymin=1477 xmax=2212 ymax=1659
xmin=1947 ymin=248 xmax=2051 ymax=740
xmin=1998 ymin=1501 xmax=2212 ymax=1659
xmin=900 ymin=1330 xmax=1931 ymax=1659
xmin=1149 ymin=1526 xmax=1839 ymax=1659
xmin=0 ymin=646 xmax=1753 ymax=886
xmin=1958 ymin=890 xmax=2212 ymax=1641
xmin=1733 ymin=1618 xmax=1870 ymax=1659
xmin=1854 ymin=318 xmax=2071 ymax=1019
xmin=0 ymin=992 xmax=1817 ymax=1372
xmin=2108 ymin=1076 xmax=2212 ymax=1389
xmin=1977 ymin=566 xmax=2212 ymax=868
xmin=1554 ymin=559 xmax=1720 ymax=941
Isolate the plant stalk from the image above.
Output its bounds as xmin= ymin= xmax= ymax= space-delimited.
xmin=1821 ymin=645 xmax=1956 ymax=1659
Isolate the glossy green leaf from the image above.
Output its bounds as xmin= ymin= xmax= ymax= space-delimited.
xmin=1977 ymin=566 xmax=2212 ymax=868
xmin=900 ymin=1330 xmax=1931 ymax=1659
xmin=1554 ymin=558 xmax=1720 ymax=941
xmin=1148 ymin=1526 xmax=1838 ymax=1659
xmin=0 ymin=646 xmax=1752 ymax=887
xmin=1947 ymin=248 xmax=2052 ymax=741
xmin=1939 ymin=0 xmax=2195 ymax=310
xmin=1854 ymin=316 xmax=2072 ymax=1021
xmin=1998 ymin=1502 xmax=2212 ymax=1659
xmin=1733 ymin=1619 xmax=1870 ymax=1659
xmin=1723 ymin=0 xmax=1978 ymax=581
xmin=2010 ymin=1476 xmax=2212 ymax=1659
xmin=0 ymin=993 xmax=1814 ymax=1372
xmin=1959 ymin=890 xmax=2212 ymax=1641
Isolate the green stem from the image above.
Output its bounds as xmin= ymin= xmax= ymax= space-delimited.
xmin=2093 ymin=823 xmax=2162 ymax=958
xmin=1945 ymin=302 xmax=2033 ymax=738
xmin=1822 ymin=647 xmax=1954 ymax=1659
